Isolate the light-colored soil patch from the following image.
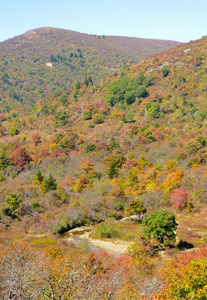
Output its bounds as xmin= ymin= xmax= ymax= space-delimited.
xmin=79 ymin=231 xmax=132 ymax=254
xmin=66 ymin=227 xmax=133 ymax=254
xmin=27 ymin=233 xmax=48 ymax=238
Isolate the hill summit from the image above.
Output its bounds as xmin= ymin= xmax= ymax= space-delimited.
xmin=0 ymin=27 xmax=181 ymax=112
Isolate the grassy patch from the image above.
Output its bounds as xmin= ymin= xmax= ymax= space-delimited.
xmin=92 ymin=217 xmax=142 ymax=241
xmin=32 ymin=237 xmax=57 ymax=246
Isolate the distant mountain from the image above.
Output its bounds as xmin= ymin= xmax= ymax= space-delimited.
xmin=0 ymin=27 xmax=181 ymax=112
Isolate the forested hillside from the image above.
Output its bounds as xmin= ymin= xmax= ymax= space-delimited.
xmin=0 ymin=27 xmax=181 ymax=111
xmin=0 ymin=34 xmax=207 ymax=299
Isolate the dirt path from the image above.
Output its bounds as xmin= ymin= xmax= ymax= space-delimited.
xmin=80 ymin=231 xmax=132 ymax=254
xmin=66 ymin=227 xmax=133 ymax=254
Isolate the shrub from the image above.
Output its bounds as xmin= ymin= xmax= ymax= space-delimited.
xmin=122 ymin=112 xmax=134 ymax=123
xmin=75 ymin=81 xmax=81 ymax=90
xmin=115 ymin=201 xmax=124 ymax=211
xmin=58 ymin=136 xmax=75 ymax=151
xmin=0 ymin=175 xmax=6 ymax=182
xmin=52 ymin=216 xmax=88 ymax=234
xmin=165 ymin=159 xmax=178 ymax=170
xmin=9 ymin=127 xmax=19 ymax=136
xmin=184 ymin=136 xmax=206 ymax=154
xmin=31 ymin=134 xmax=41 ymax=146
xmin=155 ymin=249 xmax=207 ymax=299
xmin=82 ymin=110 xmax=92 ymax=120
xmin=20 ymin=136 xmax=26 ymax=142
xmin=59 ymin=94 xmax=68 ymax=105
xmin=93 ymin=113 xmax=103 ymax=124
xmin=85 ymin=143 xmax=96 ymax=153
xmin=95 ymin=219 xmax=120 ymax=239
xmin=109 ymin=139 xmax=120 ymax=153
xmin=31 ymin=199 xmax=42 ymax=212
xmin=52 ymin=219 xmax=70 ymax=234
xmin=73 ymin=183 xmax=82 ymax=193
xmin=81 ymin=161 xmax=94 ymax=173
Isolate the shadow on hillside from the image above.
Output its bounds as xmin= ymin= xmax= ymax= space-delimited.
xmin=177 ymin=240 xmax=194 ymax=251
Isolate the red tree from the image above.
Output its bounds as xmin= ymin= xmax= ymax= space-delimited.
xmin=171 ymin=186 xmax=188 ymax=209
xmin=10 ymin=147 xmax=32 ymax=170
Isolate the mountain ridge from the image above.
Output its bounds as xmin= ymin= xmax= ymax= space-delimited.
xmin=0 ymin=27 xmax=182 ymax=112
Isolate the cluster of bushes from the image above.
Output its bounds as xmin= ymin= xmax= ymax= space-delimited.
xmin=52 ymin=215 xmax=102 ymax=234
xmin=104 ymin=72 xmax=153 ymax=107
xmin=94 ymin=218 xmax=121 ymax=238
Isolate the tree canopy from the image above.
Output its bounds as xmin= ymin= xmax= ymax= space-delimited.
xmin=142 ymin=210 xmax=177 ymax=246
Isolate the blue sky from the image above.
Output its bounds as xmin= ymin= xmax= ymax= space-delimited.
xmin=0 ymin=0 xmax=206 ymax=43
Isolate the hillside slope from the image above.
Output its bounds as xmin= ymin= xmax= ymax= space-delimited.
xmin=0 ymin=34 xmax=207 ymax=300
xmin=0 ymin=36 xmax=206 ymax=249
xmin=0 ymin=27 xmax=181 ymax=111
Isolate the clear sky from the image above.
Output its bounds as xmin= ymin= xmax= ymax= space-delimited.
xmin=0 ymin=0 xmax=206 ymax=43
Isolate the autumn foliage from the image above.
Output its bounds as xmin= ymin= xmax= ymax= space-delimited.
xmin=10 ymin=147 xmax=31 ymax=170
xmin=171 ymin=186 xmax=188 ymax=209
xmin=0 ymin=29 xmax=207 ymax=300
xmin=155 ymin=246 xmax=207 ymax=299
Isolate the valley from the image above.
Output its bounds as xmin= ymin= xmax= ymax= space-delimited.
xmin=0 ymin=29 xmax=206 ymax=299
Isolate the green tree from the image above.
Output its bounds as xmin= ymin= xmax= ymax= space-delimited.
xmin=109 ymin=139 xmax=120 ymax=153
xmin=53 ymin=111 xmax=68 ymax=127
xmin=105 ymin=93 xmax=116 ymax=106
xmin=58 ymin=136 xmax=75 ymax=151
xmin=136 ymin=86 xmax=149 ymax=98
xmin=84 ymin=75 xmax=93 ymax=86
xmin=59 ymin=94 xmax=68 ymax=105
xmin=2 ymin=192 xmax=22 ymax=219
xmin=41 ymin=174 xmax=57 ymax=194
xmin=162 ymin=65 xmax=170 ymax=77
xmin=122 ymin=111 xmax=134 ymax=123
xmin=102 ymin=152 xmax=124 ymax=179
xmin=33 ymin=170 xmax=44 ymax=185
xmin=0 ymin=152 xmax=10 ymax=170
xmin=142 ymin=210 xmax=177 ymax=246
xmin=75 ymin=81 xmax=81 ymax=90
xmin=146 ymin=102 xmax=161 ymax=118
xmin=49 ymin=54 xmax=57 ymax=62
xmin=124 ymin=91 xmax=136 ymax=105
